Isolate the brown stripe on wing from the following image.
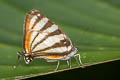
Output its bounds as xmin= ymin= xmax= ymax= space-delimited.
xmin=30 ymin=19 xmax=53 ymax=50
xmin=24 ymin=10 xmax=40 ymax=31
xmin=33 ymin=39 xmax=70 ymax=53
xmin=31 ymin=29 xmax=62 ymax=51
xmin=32 ymin=46 xmax=74 ymax=57
xmin=30 ymin=33 xmax=39 ymax=51
xmin=24 ymin=15 xmax=30 ymax=32
xmin=64 ymin=38 xmax=71 ymax=46
xmin=40 ymin=20 xmax=54 ymax=31
xmin=30 ymin=20 xmax=58 ymax=52
xmin=31 ymin=13 xmax=44 ymax=29
xmin=27 ymin=9 xmax=45 ymax=29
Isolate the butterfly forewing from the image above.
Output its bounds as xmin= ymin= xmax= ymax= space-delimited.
xmin=23 ymin=9 xmax=74 ymax=59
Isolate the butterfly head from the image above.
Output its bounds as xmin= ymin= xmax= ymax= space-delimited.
xmin=17 ymin=51 xmax=33 ymax=64
xmin=24 ymin=54 xmax=33 ymax=64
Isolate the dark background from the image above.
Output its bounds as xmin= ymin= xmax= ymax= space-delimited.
xmin=28 ymin=60 xmax=120 ymax=80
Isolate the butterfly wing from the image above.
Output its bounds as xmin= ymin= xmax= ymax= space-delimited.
xmin=23 ymin=9 xmax=45 ymax=54
xmin=23 ymin=9 xmax=75 ymax=59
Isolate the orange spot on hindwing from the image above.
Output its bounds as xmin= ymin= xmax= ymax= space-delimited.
xmin=44 ymin=55 xmax=63 ymax=59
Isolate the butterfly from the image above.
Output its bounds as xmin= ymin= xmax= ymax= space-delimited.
xmin=17 ymin=9 xmax=82 ymax=71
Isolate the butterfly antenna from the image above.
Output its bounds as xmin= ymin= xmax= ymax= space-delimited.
xmin=17 ymin=52 xmax=22 ymax=65
xmin=17 ymin=55 xmax=20 ymax=65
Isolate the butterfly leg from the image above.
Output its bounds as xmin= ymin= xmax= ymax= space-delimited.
xmin=55 ymin=61 xmax=60 ymax=71
xmin=67 ymin=58 xmax=71 ymax=68
xmin=74 ymin=54 xmax=83 ymax=65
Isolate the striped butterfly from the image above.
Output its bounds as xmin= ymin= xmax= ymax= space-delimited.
xmin=17 ymin=9 xmax=82 ymax=71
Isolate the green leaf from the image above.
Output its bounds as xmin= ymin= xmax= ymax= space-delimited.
xmin=0 ymin=0 xmax=120 ymax=79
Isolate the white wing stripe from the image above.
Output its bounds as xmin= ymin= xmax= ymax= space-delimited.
xmin=67 ymin=45 xmax=72 ymax=51
xmin=42 ymin=46 xmax=68 ymax=53
xmin=31 ymin=24 xmax=59 ymax=50
xmin=31 ymin=32 xmax=48 ymax=49
xmin=33 ymin=17 xmax=48 ymax=30
xmin=43 ymin=24 xmax=58 ymax=33
xmin=30 ymin=31 xmax=38 ymax=46
xmin=29 ymin=16 xmax=38 ymax=29
xmin=32 ymin=34 xmax=65 ymax=52
xmin=30 ymin=17 xmax=49 ymax=49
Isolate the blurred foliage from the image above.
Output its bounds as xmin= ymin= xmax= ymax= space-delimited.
xmin=102 ymin=0 xmax=120 ymax=8
xmin=0 ymin=0 xmax=120 ymax=79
